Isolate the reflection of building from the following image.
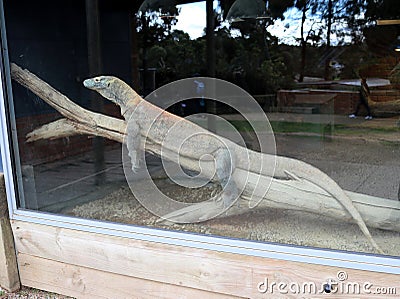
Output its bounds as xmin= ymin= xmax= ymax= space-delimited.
xmin=278 ymin=62 xmax=400 ymax=116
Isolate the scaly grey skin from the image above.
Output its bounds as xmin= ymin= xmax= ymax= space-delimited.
xmin=213 ymin=148 xmax=240 ymax=209
xmin=83 ymin=76 xmax=240 ymax=204
xmin=83 ymin=76 xmax=383 ymax=254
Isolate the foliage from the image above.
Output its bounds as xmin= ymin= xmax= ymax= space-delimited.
xmin=259 ymin=58 xmax=294 ymax=93
xmin=365 ymin=0 xmax=400 ymax=21
xmin=363 ymin=0 xmax=400 ymax=56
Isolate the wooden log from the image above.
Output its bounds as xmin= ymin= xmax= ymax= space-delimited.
xmin=0 ymin=174 xmax=20 ymax=292
xmin=10 ymin=63 xmax=126 ymax=139
xmin=159 ymin=173 xmax=400 ymax=232
xmin=10 ymin=63 xmax=400 ymax=232
xmin=26 ymin=118 xmax=125 ymax=143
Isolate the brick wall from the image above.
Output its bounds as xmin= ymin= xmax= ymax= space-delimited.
xmin=370 ymin=89 xmax=400 ymax=102
xmin=277 ymin=89 xmax=360 ymax=115
xmin=277 ymin=87 xmax=400 ymax=115
xmin=360 ymin=56 xmax=398 ymax=79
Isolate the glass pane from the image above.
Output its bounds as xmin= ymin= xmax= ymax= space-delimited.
xmin=3 ymin=0 xmax=400 ymax=256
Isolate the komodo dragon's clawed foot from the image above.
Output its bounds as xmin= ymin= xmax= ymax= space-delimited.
xmin=211 ymin=148 xmax=240 ymax=210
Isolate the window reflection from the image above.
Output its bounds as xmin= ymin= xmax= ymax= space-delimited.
xmin=3 ymin=0 xmax=400 ymax=255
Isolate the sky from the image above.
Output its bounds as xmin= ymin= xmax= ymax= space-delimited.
xmin=172 ymin=2 xmax=209 ymax=39
xmin=171 ymin=2 xmax=344 ymax=46
xmin=172 ymin=1 xmax=297 ymax=41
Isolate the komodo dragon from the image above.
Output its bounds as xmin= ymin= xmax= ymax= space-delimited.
xmin=83 ymin=76 xmax=383 ymax=254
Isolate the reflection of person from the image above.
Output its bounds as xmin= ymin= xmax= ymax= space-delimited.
xmin=349 ymin=77 xmax=373 ymax=120
xmin=194 ymin=79 xmax=206 ymax=113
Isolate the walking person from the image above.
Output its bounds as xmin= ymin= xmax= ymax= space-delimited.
xmin=349 ymin=77 xmax=373 ymax=120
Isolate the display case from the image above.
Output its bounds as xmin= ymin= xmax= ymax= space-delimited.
xmin=0 ymin=0 xmax=399 ymax=297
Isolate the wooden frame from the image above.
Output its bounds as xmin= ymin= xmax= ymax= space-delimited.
xmin=0 ymin=174 xmax=20 ymax=292
xmin=11 ymin=220 xmax=400 ymax=298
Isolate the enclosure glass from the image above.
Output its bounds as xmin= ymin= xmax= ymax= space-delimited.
xmin=2 ymin=0 xmax=400 ymax=256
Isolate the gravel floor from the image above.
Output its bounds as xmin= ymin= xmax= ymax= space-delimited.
xmin=66 ymin=181 xmax=400 ymax=256
xmin=0 ymin=287 xmax=73 ymax=299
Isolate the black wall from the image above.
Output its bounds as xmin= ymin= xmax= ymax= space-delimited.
xmin=3 ymin=0 xmax=133 ymax=117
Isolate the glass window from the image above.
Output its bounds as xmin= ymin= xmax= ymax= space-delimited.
xmin=2 ymin=0 xmax=400 ymax=256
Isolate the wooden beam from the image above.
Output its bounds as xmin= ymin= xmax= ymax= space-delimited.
xmin=12 ymin=220 xmax=400 ymax=298
xmin=377 ymin=19 xmax=400 ymax=26
xmin=18 ymin=254 xmax=240 ymax=299
xmin=13 ymin=221 xmax=254 ymax=298
xmin=0 ymin=174 xmax=20 ymax=292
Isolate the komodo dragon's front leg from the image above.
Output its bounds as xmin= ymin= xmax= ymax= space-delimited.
xmin=125 ymin=118 xmax=141 ymax=172
xmin=83 ymin=76 xmax=383 ymax=254
xmin=84 ymin=77 xmax=142 ymax=172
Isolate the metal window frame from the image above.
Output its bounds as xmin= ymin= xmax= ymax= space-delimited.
xmin=0 ymin=1 xmax=399 ymax=277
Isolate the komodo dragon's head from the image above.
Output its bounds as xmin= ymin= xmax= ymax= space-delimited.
xmin=83 ymin=76 xmax=138 ymax=109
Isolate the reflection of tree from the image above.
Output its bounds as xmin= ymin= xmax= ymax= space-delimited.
xmin=289 ymin=0 xmax=378 ymax=80
xmin=136 ymin=0 xmax=400 ymax=96
xmin=312 ymin=0 xmax=351 ymax=80
xmin=136 ymin=6 xmax=179 ymax=94
xmin=295 ymin=0 xmax=321 ymax=82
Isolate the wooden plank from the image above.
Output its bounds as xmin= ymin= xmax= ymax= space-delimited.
xmin=12 ymin=221 xmax=400 ymax=298
xmin=0 ymin=174 xmax=20 ymax=292
xmin=18 ymin=254 xmax=241 ymax=299
xmin=13 ymin=221 xmax=254 ymax=297
xmin=251 ymin=263 xmax=400 ymax=298
xmin=377 ymin=19 xmax=400 ymax=25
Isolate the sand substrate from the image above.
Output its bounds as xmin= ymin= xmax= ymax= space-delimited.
xmin=68 ymin=181 xmax=400 ymax=257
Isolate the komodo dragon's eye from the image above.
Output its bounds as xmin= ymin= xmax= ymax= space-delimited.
xmin=94 ymin=78 xmax=101 ymax=83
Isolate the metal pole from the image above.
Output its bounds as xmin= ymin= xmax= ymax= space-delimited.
xmin=206 ymin=0 xmax=216 ymax=132
xmin=85 ymin=0 xmax=105 ymax=185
